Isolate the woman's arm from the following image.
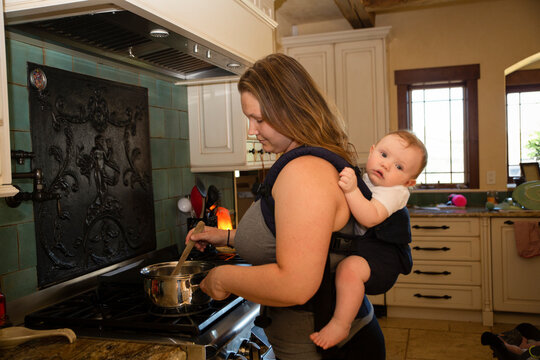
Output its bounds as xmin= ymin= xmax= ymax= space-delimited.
xmin=200 ymin=156 xmax=350 ymax=307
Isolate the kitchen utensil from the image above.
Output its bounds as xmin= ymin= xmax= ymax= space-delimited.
xmin=0 ymin=326 xmax=76 ymax=349
xmin=177 ymin=197 xmax=193 ymax=214
xmin=171 ymin=221 xmax=205 ymax=276
xmin=190 ymin=186 xmax=203 ymax=219
xmin=512 ymin=180 xmax=540 ymax=210
xmin=206 ymin=185 xmax=221 ymax=210
xmin=196 ymin=178 xmax=207 ymax=198
xmin=140 ymin=260 xmax=214 ymax=309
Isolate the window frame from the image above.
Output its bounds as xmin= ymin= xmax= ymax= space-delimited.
xmin=505 ymin=69 xmax=540 ymax=183
xmin=395 ymin=64 xmax=480 ymax=189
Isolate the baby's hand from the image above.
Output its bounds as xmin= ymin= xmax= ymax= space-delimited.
xmin=338 ymin=167 xmax=357 ymax=193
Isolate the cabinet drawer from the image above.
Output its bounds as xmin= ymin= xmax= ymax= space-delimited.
xmin=398 ymin=260 xmax=481 ymax=285
xmin=411 ymin=218 xmax=480 ymax=237
xmin=410 ymin=237 xmax=480 ymax=261
xmin=386 ymin=284 xmax=482 ymax=310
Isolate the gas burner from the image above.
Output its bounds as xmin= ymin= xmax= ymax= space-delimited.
xmin=148 ymin=303 xmax=211 ymax=317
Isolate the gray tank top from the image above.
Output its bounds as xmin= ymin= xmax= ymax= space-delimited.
xmin=235 ymin=200 xmax=374 ymax=360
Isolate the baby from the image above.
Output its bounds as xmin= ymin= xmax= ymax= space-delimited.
xmin=310 ymin=130 xmax=428 ymax=349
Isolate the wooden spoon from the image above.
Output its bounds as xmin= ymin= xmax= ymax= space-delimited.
xmin=171 ymin=221 xmax=205 ymax=276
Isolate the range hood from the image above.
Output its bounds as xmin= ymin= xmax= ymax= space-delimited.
xmin=6 ymin=10 xmax=251 ymax=80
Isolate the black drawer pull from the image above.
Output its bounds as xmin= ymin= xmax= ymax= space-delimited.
xmin=414 ymin=270 xmax=451 ymax=276
xmin=412 ymin=225 xmax=450 ymax=230
xmin=414 ymin=293 xmax=452 ymax=300
xmin=413 ymin=246 xmax=451 ymax=251
xmin=504 ymin=220 xmax=514 ymax=225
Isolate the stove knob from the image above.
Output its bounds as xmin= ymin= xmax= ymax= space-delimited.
xmin=238 ymin=339 xmax=261 ymax=360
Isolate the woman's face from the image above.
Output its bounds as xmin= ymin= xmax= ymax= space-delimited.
xmin=241 ymin=92 xmax=298 ymax=154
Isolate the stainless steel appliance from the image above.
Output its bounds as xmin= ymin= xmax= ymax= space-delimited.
xmin=23 ymin=246 xmax=274 ymax=360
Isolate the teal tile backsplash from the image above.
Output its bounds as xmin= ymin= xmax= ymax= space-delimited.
xmin=0 ymin=37 xmax=235 ymax=303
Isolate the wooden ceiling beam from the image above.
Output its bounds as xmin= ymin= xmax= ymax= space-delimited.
xmin=361 ymin=0 xmax=462 ymax=12
xmin=334 ymin=0 xmax=374 ymax=29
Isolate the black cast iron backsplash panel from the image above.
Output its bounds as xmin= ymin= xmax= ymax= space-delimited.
xmin=27 ymin=62 xmax=156 ymax=288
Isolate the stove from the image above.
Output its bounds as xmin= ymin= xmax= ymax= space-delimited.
xmin=23 ymin=246 xmax=274 ymax=360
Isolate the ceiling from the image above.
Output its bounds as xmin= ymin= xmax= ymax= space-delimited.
xmin=276 ymin=0 xmax=480 ymax=28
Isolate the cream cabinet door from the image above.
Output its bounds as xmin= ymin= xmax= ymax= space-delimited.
xmin=188 ymin=81 xmax=247 ymax=170
xmin=286 ymin=44 xmax=336 ymax=102
xmin=491 ymin=218 xmax=540 ymax=313
xmin=0 ymin=0 xmax=19 ymax=197
xmin=335 ymin=40 xmax=388 ymax=164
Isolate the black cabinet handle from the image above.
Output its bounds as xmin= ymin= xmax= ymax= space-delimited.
xmin=414 ymin=270 xmax=451 ymax=276
xmin=414 ymin=293 xmax=452 ymax=300
xmin=413 ymin=246 xmax=451 ymax=251
xmin=412 ymin=225 xmax=450 ymax=230
xmin=504 ymin=220 xmax=514 ymax=225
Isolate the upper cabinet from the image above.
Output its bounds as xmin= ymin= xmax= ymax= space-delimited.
xmin=282 ymin=27 xmax=390 ymax=165
xmin=0 ymin=0 xmax=18 ymax=197
xmin=185 ymin=78 xmax=276 ymax=172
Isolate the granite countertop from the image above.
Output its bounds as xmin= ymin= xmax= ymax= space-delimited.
xmin=408 ymin=206 xmax=540 ymax=217
xmin=0 ymin=336 xmax=186 ymax=360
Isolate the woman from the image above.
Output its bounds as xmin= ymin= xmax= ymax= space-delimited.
xmin=187 ymin=53 xmax=385 ymax=359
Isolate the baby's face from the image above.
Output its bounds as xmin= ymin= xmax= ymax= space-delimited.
xmin=365 ymin=134 xmax=422 ymax=188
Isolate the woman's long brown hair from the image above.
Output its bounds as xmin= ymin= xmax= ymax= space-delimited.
xmin=238 ymin=53 xmax=357 ymax=164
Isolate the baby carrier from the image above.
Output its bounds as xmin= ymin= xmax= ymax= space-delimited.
xmin=254 ymin=146 xmax=413 ymax=350
xmin=482 ymin=323 xmax=540 ymax=360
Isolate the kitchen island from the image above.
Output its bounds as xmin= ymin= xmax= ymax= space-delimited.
xmin=0 ymin=336 xmax=187 ymax=360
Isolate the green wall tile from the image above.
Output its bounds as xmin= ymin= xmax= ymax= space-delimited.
xmin=44 ymin=49 xmax=73 ymax=71
xmin=2 ymin=267 xmax=38 ymax=301
xmin=174 ymin=139 xmax=189 ymax=167
xmin=0 ymin=226 xmax=19 ymax=274
xmin=149 ymin=107 xmax=165 ymax=138
xmin=98 ymin=64 xmax=139 ymax=86
xmin=172 ymin=85 xmax=187 ymax=111
xmin=73 ymin=58 xmax=98 ymax=77
xmin=153 ymin=200 xmax=164 ymax=231
xmin=140 ymin=74 xmax=157 ymax=107
xmin=168 ymin=168 xmax=182 ymax=198
xmin=18 ymin=222 xmax=37 ymax=269
xmin=163 ymin=198 xmax=177 ymax=229
xmin=156 ymin=229 xmax=171 ymax=249
xmin=179 ymin=111 xmax=189 ymax=140
xmin=8 ymin=84 xmax=29 ymax=131
xmin=164 ymin=109 xmax=181 ymax=139
xmin=0 ymin=200 xmax=34 ymax=227
xmin=12 ymin=130 xmax=32 ymax=151
xmin=182 ymin=168 xmax=195 ymax=196
xmin=156 ymin=80 xmax=172 ymax=108
xmin=6 ymin=39 xmax=43 ymax=85
xmin=152 ymin=169 xmax=168 ymax=201
xmin=150 ymin=138 xmax=172 ymax=169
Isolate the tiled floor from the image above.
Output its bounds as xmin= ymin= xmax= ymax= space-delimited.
xmin=379 ymin=317 xmax=521 ymax=360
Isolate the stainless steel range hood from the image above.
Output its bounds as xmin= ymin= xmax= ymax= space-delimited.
xmin=6 ymin=10 xmax=251 ymax=80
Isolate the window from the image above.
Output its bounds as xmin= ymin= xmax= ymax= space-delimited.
xmin=506 ymin=69 xmax=540 ymax=182
xmin=395 ymin=65 xmax=480 ymax=188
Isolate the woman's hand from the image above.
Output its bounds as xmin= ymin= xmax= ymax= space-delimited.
xmin=200 ymin=266 xmax=231 ymax=300
xmin=185 ymin=226 xmax=230 ymax=252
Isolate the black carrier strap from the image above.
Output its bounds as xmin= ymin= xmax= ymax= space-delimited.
xmin=256 ymin=146 xmax=372 ymax=237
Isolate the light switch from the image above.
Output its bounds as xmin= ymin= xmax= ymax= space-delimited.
xmin=487 ymin=170 xmax=496 ymax=185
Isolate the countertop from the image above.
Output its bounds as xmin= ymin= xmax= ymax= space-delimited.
xmin=0 ymin=336 xmax=187 ymax=360
xmin=408 ymin=206 xmax=540 ymax=217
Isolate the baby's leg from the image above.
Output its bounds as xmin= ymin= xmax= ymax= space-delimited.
xmin=310 ymin=255 xmax=371 ymax=349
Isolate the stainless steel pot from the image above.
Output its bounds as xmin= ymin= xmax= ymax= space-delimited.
xmin=140 ymin=261 xmax=214 ymax=309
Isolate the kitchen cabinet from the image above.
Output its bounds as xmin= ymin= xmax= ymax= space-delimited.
xmin=282 ymin=27 xmax=390 ymax=164
xmin=4 ymin=0 xmax=277 ymax=66
xmin=387 ymin=217 xmax=493 ymax=325
xmin=0 ymin=0 xmax=18 ymax=198
xmin=491 ymin=217 xmax=540 ymax=313
xmin=185 ymin=77 xmax=276 ymax=172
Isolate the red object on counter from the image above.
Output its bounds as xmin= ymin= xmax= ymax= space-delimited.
xmin=0 ymin=290 xmax=7 ymax=327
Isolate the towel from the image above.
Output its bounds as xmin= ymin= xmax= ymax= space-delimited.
xmin=513 ymin=221 xmax=540 ymax=258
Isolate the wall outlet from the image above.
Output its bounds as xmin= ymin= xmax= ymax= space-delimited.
xmin=487 ymin=170 xmax=496 ymax=185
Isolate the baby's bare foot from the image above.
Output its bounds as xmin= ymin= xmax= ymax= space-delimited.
xmin=310 ymin=318 xmax=351 ymax=350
